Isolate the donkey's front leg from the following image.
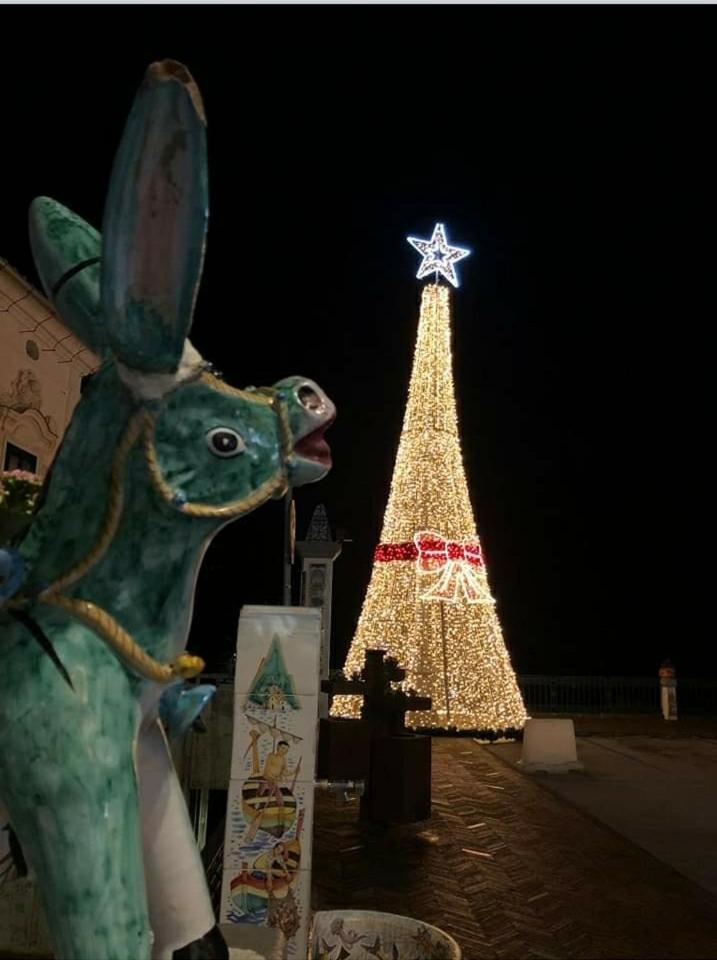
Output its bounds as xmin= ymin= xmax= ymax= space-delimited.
xmin=137 ymin=719 xmax=223 ymax=960
xmin=0 ymin=681 xmax=151 ymax=959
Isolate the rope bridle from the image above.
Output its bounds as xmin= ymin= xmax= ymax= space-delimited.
xmin=6 ymin=371 xmax=293 ymax=685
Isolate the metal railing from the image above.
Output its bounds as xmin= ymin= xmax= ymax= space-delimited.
xmin=201 ymin=671 xmax=717 ymax=715
xmin=517 ymin=675 xmax=717 ymax=715
xmin=202 ymin=817 xmax=226 ymax=915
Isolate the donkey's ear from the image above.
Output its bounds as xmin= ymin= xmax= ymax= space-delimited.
xmin=101 ymin=60 xmax=208 ymax=373
xmin=29 ymin=198 xmax=108 ymax=359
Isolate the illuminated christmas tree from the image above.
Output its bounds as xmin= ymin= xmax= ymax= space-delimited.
xmin=333 ymin=224 xmax=526 ymax=734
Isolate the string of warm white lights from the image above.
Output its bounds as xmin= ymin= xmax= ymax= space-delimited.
xmin=332 ymin=277 xmax=526 ymax=733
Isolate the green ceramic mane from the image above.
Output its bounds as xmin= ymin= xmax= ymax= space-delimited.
xmin=0 ymin=61 xmax=333 ymax=960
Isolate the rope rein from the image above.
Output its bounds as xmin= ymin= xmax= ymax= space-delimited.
xmin=8 ymin=380 xmax=292 ymax=684
xmin=42 ymin=594 xmax=204 ymax=684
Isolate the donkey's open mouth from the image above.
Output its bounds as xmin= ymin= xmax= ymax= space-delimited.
xmin=293 ymin=415 xmax=334 ymax=467
xmin=283 ymin=378 xmax=335 ymax=478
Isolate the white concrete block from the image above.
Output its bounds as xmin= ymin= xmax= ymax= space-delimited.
xmin=516 ymin=718 xmax=584 ymax=773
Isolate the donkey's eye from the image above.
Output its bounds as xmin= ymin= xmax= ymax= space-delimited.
xmin=206 ymin=427 xmax=245 ymax=458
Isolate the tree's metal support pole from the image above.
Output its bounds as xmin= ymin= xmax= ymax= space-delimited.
xmin=283 ymin=488 xmax=294 ymax=606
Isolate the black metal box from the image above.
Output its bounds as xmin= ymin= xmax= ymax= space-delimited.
xmin=362 ymin=734 xmax=432 ymax=824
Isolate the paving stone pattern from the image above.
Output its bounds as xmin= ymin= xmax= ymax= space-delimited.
xmin=312 ymin=738 xmax=717 ymax=959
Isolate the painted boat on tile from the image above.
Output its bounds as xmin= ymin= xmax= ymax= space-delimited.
xmin=229 ymin=837 xmax=301 ymax=919
xmin=241 ymin=779 xmax=297 ymax=838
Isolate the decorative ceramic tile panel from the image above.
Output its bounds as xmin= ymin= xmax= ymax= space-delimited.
xmin=222 ymin=605 xmax=321 ymax=959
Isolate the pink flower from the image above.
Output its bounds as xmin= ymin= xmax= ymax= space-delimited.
xmin=1 ymin=470 xmax=40 ymax=484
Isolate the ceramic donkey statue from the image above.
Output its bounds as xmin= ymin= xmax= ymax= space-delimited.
xmin=0 ymin=61 xmax=334 ymax=960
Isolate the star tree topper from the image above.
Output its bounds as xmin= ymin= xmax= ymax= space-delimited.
xmin=407 ymin=223 xmax=471 ymax=288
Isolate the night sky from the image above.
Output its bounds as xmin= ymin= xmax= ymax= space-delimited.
xmin=0 ymin=8 xmax=712 ymax=678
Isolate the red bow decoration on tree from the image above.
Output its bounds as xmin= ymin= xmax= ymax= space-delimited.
xmin=414 ymin=532 xmax=483 ymax=571
xmin=413 ymin=530 xmax=494 ymax=604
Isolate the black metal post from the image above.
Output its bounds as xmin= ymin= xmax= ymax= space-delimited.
xmin=283 ymin=488 xmax=294 ymax=606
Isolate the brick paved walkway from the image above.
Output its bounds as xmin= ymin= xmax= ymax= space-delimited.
xmin=312 ymin=738 xmax=717 ymax=959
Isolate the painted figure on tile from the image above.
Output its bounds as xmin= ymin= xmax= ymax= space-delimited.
xmin=257 ymin=737 xmax=291 ymax=801
xmin=0 ymin=60 xmax=333 ymax=960
xmin=257 ymin=841 xmax=298 ymax=898
xmin=229 ymin=810 xmax=303 ymax=925
xmin=243 ymin=721 xmax=302 ymax=841
xmin=265 ymin=840 xmax=293 ymax=890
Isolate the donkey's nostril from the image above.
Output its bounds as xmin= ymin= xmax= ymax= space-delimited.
xmin=297 ymin=385 xmax=325 ymax=414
